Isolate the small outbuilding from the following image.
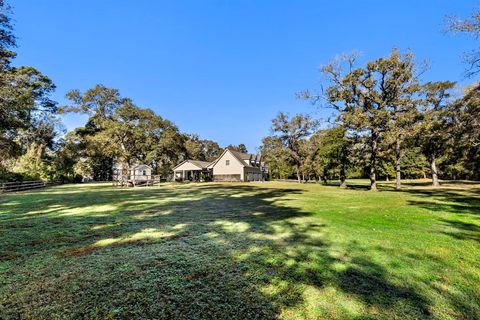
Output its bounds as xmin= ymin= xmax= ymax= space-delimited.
xmin=113 ymin=163 xmax=155 ymax=186
xmin=129 ymin=164 xmax=152 ymax=181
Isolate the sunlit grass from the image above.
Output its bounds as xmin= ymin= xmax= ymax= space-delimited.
xmin=0 ymin=181 xmax=479 ymax=319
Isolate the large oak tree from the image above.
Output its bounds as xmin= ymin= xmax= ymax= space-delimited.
xmin=303 ymin=49 xmax=422 ymax=190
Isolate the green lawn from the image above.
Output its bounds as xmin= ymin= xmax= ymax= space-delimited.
xmin=0 ymin=181 xmax=479 ymax=319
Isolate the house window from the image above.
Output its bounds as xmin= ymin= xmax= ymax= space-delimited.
xmin=142 ymin=170 xmax=146 ymax=176
xmin=226 ymin=160 xmax=230 ymax=166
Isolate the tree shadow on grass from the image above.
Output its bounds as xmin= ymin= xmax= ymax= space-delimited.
xmin=407 ymin=199 xmax=480 ymax=216
xmin=401 ymin=186 xmax=480 ymax=245
xmin=404 ymin=188 xmax=480 ymax=212
xmin=338 ymin=256 xmax=432 ymax=319
xmin=439 ymin=219 xmax=480 ymax=243
xmin=321 ymin=180 xmax=400 ymax=192
xmin=0 ymin=183 xmax=466 ymax=319
xmin=321 ymin=182 xmax=480 ymax=245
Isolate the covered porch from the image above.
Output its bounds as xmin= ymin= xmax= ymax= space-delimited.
xmin=173 ymin=169 xmax=211 ymax=182
xmin=172 ymin=160 xmax=213 ymax=182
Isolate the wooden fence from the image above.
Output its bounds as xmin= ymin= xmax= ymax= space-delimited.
xmin=112 ymin=175 xmax=169 ymax=187
xmin=0 ymin=180 xmax=62 ymax=193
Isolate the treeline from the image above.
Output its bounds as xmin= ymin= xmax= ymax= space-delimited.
xmin=57 ymin=85 xmax=227 ymax=181
xmin=1 ymin=77 xmax=229 ymax=182
xmin=58 ymin=87 xmax=246 ymax=181
xmin=0 ymin=1 xmax=58 ymax=181
xmin=261 ymin=49 xmax=480 ymax=190
xmin=0 ymin=2 xmax=238 ymax=182
xmin=1 ymin=1 xmax=479 ymax=186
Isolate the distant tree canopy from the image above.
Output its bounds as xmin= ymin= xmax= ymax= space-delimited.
xmin=262 ymin=49 xmax=480 ymax=188
xmin=265 ymin=112 xmax=316 ymax=183
xmin=298 ymin=49 xmax=425 ymax=190
xmin=226 ymin=143 xmax=248 ymax=154
xmin=0 ymin=2 xmax=226 ymax=183
xmin=0 ymin=0 xmax=224 ymax=182
xmin=186 ymin=134 xmax=222 ymax=161
xmin=1 ymin=0 xmax=479 ymax=187
xmin=59 ymin=85 xmax=224 ymax=180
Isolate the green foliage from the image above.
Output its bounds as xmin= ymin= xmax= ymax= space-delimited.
xmin=376 ymin=158 xmax=395 ymax=180
xmin=0 ymin=2 xmax=60 ymax=182
xmin=227 ymin=143 xmax=248 ymax=153
xmin=268 ymin=112 xmax=316 ymax=182
xmin=401 ymin=147 xmax=429 ymax=178
xmin=60 ymin=85 xmax=225 ymax=180
xmin=259 ymin=136 xmax=293 ymax=179
xmin=186 ymin=134 xmax=222 ymax=161
xmin=0 ymin=0 xmax=16 ymax=69
xmin=296 ymin=49 xmax=479 ymax=187
xmin=450 ymin=84 xmax=480 ymax=180
xmin=301 ymin=49 xmax=424 ymax=190
xmin=307 ymin=126 xmax=352 ymax=184
xmin=1 ymin=1 xmax=479 ymax=188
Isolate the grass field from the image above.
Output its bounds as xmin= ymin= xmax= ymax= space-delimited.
xmin=0 ymin=181 xmax=479 ymax=319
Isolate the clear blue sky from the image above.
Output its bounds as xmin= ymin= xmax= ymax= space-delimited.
xmin=11 ymin=0 xmax=479 ymax=152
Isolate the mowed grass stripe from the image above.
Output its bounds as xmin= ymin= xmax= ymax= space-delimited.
xmin=0 ymin=181 xmax=479 ymax=319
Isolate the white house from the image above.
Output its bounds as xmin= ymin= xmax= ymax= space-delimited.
xmin=208 ymin=148 xmax=265 ymax=182
xmin=172 ymin=148 xmax=268 ymax=182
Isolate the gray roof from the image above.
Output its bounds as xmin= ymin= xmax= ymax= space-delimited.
xmin=228 ymin=149 xmax=262 ymax=167
xmin=115 ymin=163 xmax=151 ymax=170
xmin=229 ymin=149 xmax=256 ymax=160
xmin=132 ymin=164 xmax=152 ymax=170
xmin=188 ymin=160 xmax=212 ymax=169
xmin=200 ymin=148 xmax=263 ymax=169
xmin=172 ymin=159 xmax=212 ymax=170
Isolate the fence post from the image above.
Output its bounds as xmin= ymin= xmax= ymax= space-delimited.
xmin=0 ymin=180 xmax=63 ymax=193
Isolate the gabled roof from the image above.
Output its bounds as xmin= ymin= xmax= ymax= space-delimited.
xmin=189 ymin=160 xmax=212 ymax=169
xmin=229 ymin=149 xmax=262 ymax=167
xmin=172 ymin=159 xmax=212 ymax=170
xmin=229 ymin=149 xmax=253 ymax=166
xmin=131 ymin=164 xmax=152 ymax=170
xmin=229 ymin=149 xmax=256 ymax=161
xmin=209 ymin=148 xmax=261 ymax=169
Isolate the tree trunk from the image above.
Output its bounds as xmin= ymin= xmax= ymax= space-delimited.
xmin=369 ymin=130 xmax=378 ymax=191
xmin=339 ymin=164 xmax=347 ymax=188
xmin=296 ymin=167 xmax=301 ymax=183
xmin=386 ymin=176 xmax=389 ymax=182
xmin=322 ymin=176 xmax=327 ymax=185
xmin=395 ymin=137 xmax=401 ymax=190
xmin=431 ymin=155 xmax=440 ymax=187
